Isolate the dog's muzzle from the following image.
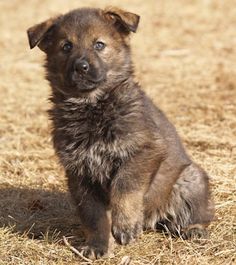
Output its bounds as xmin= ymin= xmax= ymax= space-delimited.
xmin=70 ymin=58 xmax=106 ymax=91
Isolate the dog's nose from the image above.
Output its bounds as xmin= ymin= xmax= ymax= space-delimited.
xmin=74 ymin=59 xmax=89 ymax=74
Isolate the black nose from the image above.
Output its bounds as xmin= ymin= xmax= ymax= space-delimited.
xmin=74 ymin=59 xmax=89 ymax=74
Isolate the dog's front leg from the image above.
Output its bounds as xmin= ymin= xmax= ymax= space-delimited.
xmin=110 ymin=143 xmax=162 ymax=245
xmin=77 ymin=191 xmax=113 ymax=259
xmin=68 ymin=173 xmax=112 ymax=259
xmin=111 ymin=194 xmax=144 ymax=245
xmin=110 ymin=162 xmax=146 ymax=245
xmin=76 ymin=193 xmax=112 ymax=259
xmin=111 ymin=179 xmax=144 ymax=245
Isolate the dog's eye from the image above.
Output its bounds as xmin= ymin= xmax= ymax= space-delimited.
xmin=62 ymin=42 xmax=73 ymax=53
xmin=94 ymin=41 xmax=106 ymax=51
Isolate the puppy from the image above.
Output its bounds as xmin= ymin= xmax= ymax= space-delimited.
xmin=27 ymin=7 xmax=214 ymax=259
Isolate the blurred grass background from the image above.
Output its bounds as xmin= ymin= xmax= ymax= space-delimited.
xmin=0 ymin=0 xmax=235 ymax=264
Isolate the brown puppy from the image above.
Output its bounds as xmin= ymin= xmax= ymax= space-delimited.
xmin=27 ymin=7 xmax=214 ymax=259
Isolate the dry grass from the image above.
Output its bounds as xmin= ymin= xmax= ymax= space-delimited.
xmin=0 ymin=0 xmax=235 ymax=264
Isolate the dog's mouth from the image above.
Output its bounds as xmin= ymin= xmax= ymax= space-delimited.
xmin=70 ymin=73 xmax=106 ymax=92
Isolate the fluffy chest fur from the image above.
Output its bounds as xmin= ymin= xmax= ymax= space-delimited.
xmin=49 ymin=87 xmax=148 ymax=184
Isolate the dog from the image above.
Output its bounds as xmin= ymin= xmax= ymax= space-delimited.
xmin=27 ymin=7 xmax=214 ymax=259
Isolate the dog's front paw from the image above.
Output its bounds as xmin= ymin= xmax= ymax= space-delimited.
xmin=112 ymin=221 xmax=142 ymax=245
xmin=80 ymin=244 xmax=107 ymax=259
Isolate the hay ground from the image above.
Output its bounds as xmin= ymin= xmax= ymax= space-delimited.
xmin=0 ymin=0 xmax=235 ymax=264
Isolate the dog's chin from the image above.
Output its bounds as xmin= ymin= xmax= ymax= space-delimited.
xmin=75 ymin=80 xmax=98 ymax=92
xmin=71 ymin=76 xmax=106 ymax=93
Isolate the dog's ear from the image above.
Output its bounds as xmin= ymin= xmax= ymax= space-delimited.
xmin=104 ymin=7 xmax=140 ymax=34
xmin=27 ymin=16 xmax=61 ymax=51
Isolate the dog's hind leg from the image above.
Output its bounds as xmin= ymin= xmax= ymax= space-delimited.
xmin=158 ymin=163 xmax=214 ymax=238
xmin=144 ymin=163 xmax=214 ymax=238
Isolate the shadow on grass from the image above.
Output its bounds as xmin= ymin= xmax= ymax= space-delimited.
xmin=0 ymin=184 xmax=84 ymax=245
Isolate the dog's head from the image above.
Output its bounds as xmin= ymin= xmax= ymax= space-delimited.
xmin=27 ymin=7 xmax=140 ymax=96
